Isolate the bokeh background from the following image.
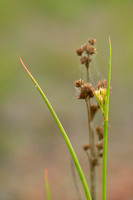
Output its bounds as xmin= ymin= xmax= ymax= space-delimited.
xmin=1 ymin=0 xmax=133 ymax=200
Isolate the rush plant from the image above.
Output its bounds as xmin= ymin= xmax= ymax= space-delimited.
xmin=19 ymin=37 xmax=111 ymax=200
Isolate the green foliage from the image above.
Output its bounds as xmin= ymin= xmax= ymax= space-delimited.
xmin=19 ymin=57 xmax=92 ymax=200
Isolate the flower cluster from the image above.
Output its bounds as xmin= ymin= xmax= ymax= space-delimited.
xmin=74 ymin=38 xmax=111 ymax=164
xmin=94 ymin=80 xmax=112 ymax=114
xmin=74 ymin=80 xmax=94 ymax=99
xmin=74 ymin=78 xmax=107 ymax=161
xmin=74 ymin=38 xmax=111 ymax=199
xmin=76 ymin=38 xmax=97 ymax=68
xmin=74 ymin=78 xmax=108 ymax=112
xmin=95 ymin=87 xmax=107 ymax=107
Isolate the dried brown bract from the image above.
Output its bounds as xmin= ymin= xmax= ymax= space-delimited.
xmin=74 ymin=79 xmax=84 ymax=88
xmin=96 ymin=126 xmax=103 ymax=140
xmin=90 ymin=104 xmax=99 ymax=120
xmin=83 ymin=144 xmax=90 ymax=151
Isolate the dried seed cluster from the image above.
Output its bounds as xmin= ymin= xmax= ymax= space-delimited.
xmin=76 ymin=38 xmax=97 ymax=68
xmin=74 ymin=80 xmax=94 ymax=99
xmin=74 ymin=79 xmax=108 ymax=103
xmin=74 ymin=38 xmax=112 ymax=165
xmin=74 ymin=77 xmax=108 ymax=160
xmin=74 ymin=79 xmax=84 ymax=88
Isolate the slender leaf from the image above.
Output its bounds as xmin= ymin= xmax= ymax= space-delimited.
xmin=19 ymin=57 xmax=92 ymax=200
xmin=102 ymin=37 xmax=111 ymax=200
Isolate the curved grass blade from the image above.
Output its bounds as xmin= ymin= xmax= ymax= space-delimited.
xmin=19 ymin=57 xmax=92 ymax=200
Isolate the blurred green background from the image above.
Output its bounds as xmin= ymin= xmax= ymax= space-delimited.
xmin=1 ymin=0 xmax=133 ymax=200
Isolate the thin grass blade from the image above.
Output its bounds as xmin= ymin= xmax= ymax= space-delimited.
xmin=19 ymin=57 xmax=92 ymax=200
xmin=102 ymin=37 xmax=112 ymax=200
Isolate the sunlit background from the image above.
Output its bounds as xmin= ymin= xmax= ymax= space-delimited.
xmin=1 ymin=1 xmax=133 ymax=200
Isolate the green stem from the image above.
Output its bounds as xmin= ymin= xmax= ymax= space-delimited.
xmin=102 ymin=119 xmax=108 ymax=200
xmin=19 ymin=57 xmax=92 ymax=200
xmin=45 ymin=169 xmax=50 ymax=200
xmin=102 ymin=37 xmax=111 ymax=200
xmin=86 ymin=63 xmax=97 ymax=200
xmin=85 ymin=99 xmax=96 ymax=200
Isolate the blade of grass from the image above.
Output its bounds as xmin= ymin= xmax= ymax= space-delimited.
xmin=102 ymin=37 xmax=111 ymax=200
xmin=45 ymin=169 xmax=50 ymax=200
xmin=19 ymin=57 xmax=92 ymax=200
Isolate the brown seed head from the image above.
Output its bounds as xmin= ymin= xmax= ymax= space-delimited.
xmin=80 ymin=56 xmax=89 ymax=65
xmin=95 ymin=79 xmax=112 ymax=92
xmin=86 ymin=45 xmax=97 ymax=55
xmin=81 ymin=83 xmax=94 ymax=98
xmin=95 ymin=79 xmax=107 ymax=90
xmin=76 ymin=47 xmax=84 ymax=56
xmin=76 ymin=48 xmax=83 ymax=56
xmin=90 ymin=104 xmax=99 ymax=120
xmin=99 ymin=150 xmax=103 ymax=157
xmin=74 ymin=79 xmax=84 ymax=88
xmin=82 ymin=44 xmax=88 ymax=50
xmin=76 ymin=39 xmax=97 ymax=67
xmin=96 ymin=141 xmax=103 ymax=149
xmin=88 ymin=38 xmax=96 ymax=45
xmin=83 ymin=144 xmax=90 ymax=151
xmin=77 ymin=83 xmax=94 ymax=99
xmin=77 ymin=91 xmax=87 ymax=99
xmin=96 ymin=126 xmax=103 ymax=140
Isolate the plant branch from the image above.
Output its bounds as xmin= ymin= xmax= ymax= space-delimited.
xmin=85 ymin=99 xmax=96 ymax=200
xmin=85 ymin=63 xmax=97 ymax=200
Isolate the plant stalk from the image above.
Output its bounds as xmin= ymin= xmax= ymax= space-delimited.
xmin=85 ymin=99 xmax=96 ymax=200
xmin=86 ymin=65 xmax=97 ymax=200
xmin=102 ymin=119 xmax=108 ymax=200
